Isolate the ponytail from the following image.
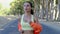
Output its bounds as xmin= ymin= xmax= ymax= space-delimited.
xmin=31 ymin=9 xmax=34 ymax=15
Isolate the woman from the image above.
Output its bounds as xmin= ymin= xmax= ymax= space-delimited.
xmin=18 ymin=1 xmax=42 ymax=34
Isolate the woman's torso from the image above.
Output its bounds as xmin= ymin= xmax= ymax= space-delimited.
xmin=20 ymin=14 xmax=34 ymax=34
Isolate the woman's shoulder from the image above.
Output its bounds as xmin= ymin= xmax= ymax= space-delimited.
xmin=18 ymin=14 xmax=24 ymax=18
xmin=18 ymin=14 xmax=24 ymax=22
xmin=33 ymin=15 xmax=38 ymax=23
xmin=32 ymin=15 xmax=38 ymax=19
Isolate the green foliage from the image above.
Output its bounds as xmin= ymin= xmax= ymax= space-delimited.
xmin=0 ymin=3 xmax=10 ymax=16
xmin=10 ymin=0 xmax=34 ymax=15
xmin=0 ymin=3 xmax=2 ymax=9
xmin=56 ymin=0 xmax=58 ymax=4
xmin=0 ymin=8 xmax=10 ymax=15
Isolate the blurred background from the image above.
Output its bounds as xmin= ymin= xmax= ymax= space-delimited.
xmin=0 ymin=0 xmax=60 ymax=21
xmin=0 ymin=0 xmax=60 ymax=34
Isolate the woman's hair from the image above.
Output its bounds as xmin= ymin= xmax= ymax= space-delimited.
xmin=24 ymin=1 xmax=34 ymax=15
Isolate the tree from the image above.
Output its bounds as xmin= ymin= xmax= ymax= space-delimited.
xmin=0 ymin=3 xmax=2 ymax=9
xmin=10 ymin=0 xmax=34 ymax=15
xmin=33 ymin=0 xmax=40 ymax=17
xmin=0 ymin=8 xmax=10 ymax=15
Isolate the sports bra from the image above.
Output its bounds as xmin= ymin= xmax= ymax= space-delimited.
xmin=21 ymin=14 xmax=34 ymax=30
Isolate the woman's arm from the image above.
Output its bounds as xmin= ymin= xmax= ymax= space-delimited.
xmin=34 ymin=16 xmax=39 ymax=23
xmin=18 ymin=15 xmax=21 ymax=22
xmin=18 ymin=15 xmax=24 ymax=34
xmin=30 ymin=16 xmax=42 ymax=34
xmin=18 ymin=15 xmax=23 ymax=31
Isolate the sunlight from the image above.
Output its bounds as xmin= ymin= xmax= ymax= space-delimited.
xmin=0 ymin=0 xmax=13 ymax=8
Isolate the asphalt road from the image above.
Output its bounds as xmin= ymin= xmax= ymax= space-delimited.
xmin=0 ymin=19 xmax=60 ymax=34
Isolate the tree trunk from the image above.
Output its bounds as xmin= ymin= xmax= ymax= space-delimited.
xmin=53 ymin=0 xmax=56 ymax=20
xmin=45 ymin=0 xmax=48 ymax=21
xmin=40 ymin=0 xmax=45 ymax=19
xmin=33 ymin=0 xmax=39 ymax=17
xmin=50 ymin=0 xmax=54 ymax=20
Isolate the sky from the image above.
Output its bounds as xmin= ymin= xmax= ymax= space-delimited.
xmin=0 ymin=0 xmax=13 ymax=8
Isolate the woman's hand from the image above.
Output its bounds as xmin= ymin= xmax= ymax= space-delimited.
xmin=19 ymin=30 xmax=24 ymax=34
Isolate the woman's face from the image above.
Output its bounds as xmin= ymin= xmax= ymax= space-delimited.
xmin=23 ymin=2 xmax=31 ymax=13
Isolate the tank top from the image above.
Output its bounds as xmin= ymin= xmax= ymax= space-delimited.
xmin=21 ymin=14 xmax=34 ymax=30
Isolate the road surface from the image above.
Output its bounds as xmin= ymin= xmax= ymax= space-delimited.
xmin=0 ymin=19 xmax=60 ymax=34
